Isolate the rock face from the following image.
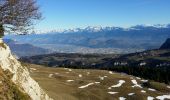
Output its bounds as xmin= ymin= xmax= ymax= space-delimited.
xmin=160 ymin=38 xmax=170 ymax=49
xmin=0 ymin=39 xmax=52 ymax=100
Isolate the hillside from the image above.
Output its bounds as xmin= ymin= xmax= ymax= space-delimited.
xmin=25 ymin=63 xmax=170 ymax=100
xmin=160 ymin=38 xmax=170 ymax=49
xmin=20 ymin=53 xmax=118 ymax=67
xmin=20 ymin=48 xmax=170 ymax=84
xmin=3 ymin=39 xmax=51 ymax=57
xmin=20 ymin=49 xmax=170 ymax=68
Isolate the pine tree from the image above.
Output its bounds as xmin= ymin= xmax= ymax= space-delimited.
xmin=0 ymin=25 xmax=4 ymax=37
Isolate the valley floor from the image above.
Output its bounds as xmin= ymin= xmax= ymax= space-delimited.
xmin=25 ymin=64 xmax=170 ymax=100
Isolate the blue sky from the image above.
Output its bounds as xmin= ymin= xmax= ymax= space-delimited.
xmin=35 ymin=0 xmax=170 ymax=31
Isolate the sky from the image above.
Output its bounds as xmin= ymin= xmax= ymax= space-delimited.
xmin=35 ymin=0 xmax=170 ymax=31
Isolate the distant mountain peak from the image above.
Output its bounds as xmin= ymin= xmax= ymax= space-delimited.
xmin=32 ymin=24 xmax=170 ymax=34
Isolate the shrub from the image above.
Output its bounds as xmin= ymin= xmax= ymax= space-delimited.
xmin=0 ymin=25 xmax=4 ymax=38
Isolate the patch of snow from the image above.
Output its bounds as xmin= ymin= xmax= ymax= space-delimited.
xmin=87 ymin=72 xmax=90 ymax=75
xmin=108 ymin=87 xmax=112 ymax=90
xmin=79 ymin=74 xmax=82 ymax=78
xmin=119 ymin=97 xmax=126 ymax=100
xmin=141 ymin=90 xmax=146 ymax=93
xmin=78 ymin=82 xmax=100 ymax=89
xmin=130 ymin=77 xmax=134 ymax=79
xmin=68 ymin=69 xmax=72 ymax=72
xmin=99 ymin=76 xmax=105 ymax=80
xmin=128 ymin=93 xmax=135 ymax=96
xmin=131 ymin=80 xmax=142 ymax=88
xmin=30 ymin=68 xmax=37 ymax=71
xmin=66 ymin=80 xmax=74 ymax=82
xmin=156 ymin=95 xmax=170 ymax=100
xmin=109 ymin=71 xmax=114 ymax=74
xmin=148 ymin=88 xmax=156 ymax=91
xmin=104 ymin=76 xmax=108 ymax=78
xmin=0 ymin=39 xmax=3 ymax=43
xmin=55 ymin=73 xmax=59 ymax=75
xmin=48 ymin=74 xmax=53 ymax=78
xmin=79 ymin=83 xmax=94 ymax=89
xmin=139 ymin=62 xmax=146 ymax=66
xmin=95 ymin=82 xmax=100 ymax=84
xmin=108 ymin=92 xmax=118 ymax=95
xmin=111 ymin=80 xmax=125 ymax=88
xmin=141 ymin=80 xmax=148 ymax=82
xmin=136 ymin=77 xmax=141 ymax=80
xmin=147 ymin=96 xmax=154 ymax=100
xmin=167 ymin=86 xmax=170 ymax=88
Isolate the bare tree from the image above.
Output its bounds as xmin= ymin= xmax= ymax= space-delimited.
xmin=0 ymin=0 xmax=41 ymax=36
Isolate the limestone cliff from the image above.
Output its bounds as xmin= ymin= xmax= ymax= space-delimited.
xmin=0 ymin=39 xmax=52 ymax=100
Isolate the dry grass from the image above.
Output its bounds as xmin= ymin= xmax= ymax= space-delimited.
xmin=0 ymin=43 xmax=6 ymax=49
xmin=26 ymin=64 xmax=170 ymax=100
xmin=0 ymin=66 xmax=31 ymax=100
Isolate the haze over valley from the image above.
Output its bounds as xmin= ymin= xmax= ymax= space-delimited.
xmin=4 ymin=24 xmax=170 ymax=56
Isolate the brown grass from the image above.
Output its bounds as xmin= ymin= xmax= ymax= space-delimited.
xmin=0 ymin=66 xmax=31 ymax=100
xmin=25 ymin=63 xmax=170 ymax=100
xmin=0 ymin=43 xmax=6 ymax=49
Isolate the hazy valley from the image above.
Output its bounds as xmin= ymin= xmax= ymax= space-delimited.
xmin=5 ymin=24 xmax=170 ymax=55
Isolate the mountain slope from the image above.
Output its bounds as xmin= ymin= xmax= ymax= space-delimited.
xmin=0 ymin=39 xmax=52 ymax=100
xmin=160 ymin=38 xmax=170 ymax=49
xmin=3 ymin=39 xmax=51 ymax=57
xmin=25 ymin=63 xmax=170 ymax=100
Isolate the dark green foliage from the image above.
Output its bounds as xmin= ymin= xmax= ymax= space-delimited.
xmin=142 ymin=81 xmax=151 ymax=88
xmin=105 ymin=66 xmax=170 ymax=84
xmin=0 ymin=25 xmax=4 ymax=38
xmin=20 ymin=49 xmax=170 ymax=85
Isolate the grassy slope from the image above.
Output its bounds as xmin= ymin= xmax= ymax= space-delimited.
xmin=0 ymin=66 xmax=30 ymax=100
xmin=24 ymin=63 xmax=170 ymax=100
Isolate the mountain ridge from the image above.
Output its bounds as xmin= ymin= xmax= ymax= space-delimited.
xmin=3 ymin=39 xmax=51 ymax=57
xmin=33 ymin=24 xmax=170 ymax=34
xmin=5 ymin=24 xmax=170 ymax=54
xmin=160 ymin=38 xmax=170 ymax=49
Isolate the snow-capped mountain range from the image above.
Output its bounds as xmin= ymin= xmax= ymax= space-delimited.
xmin=4 ymin=24 xmax=170 ymax=55
xmin=34 ymin=24 xmax=170 ymax=34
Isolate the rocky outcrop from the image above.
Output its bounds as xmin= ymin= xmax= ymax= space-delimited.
xmin=160 ymin=38 xmax=170 ymax=49
xmin=0 ymin=39 xmax=52 ymax=100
